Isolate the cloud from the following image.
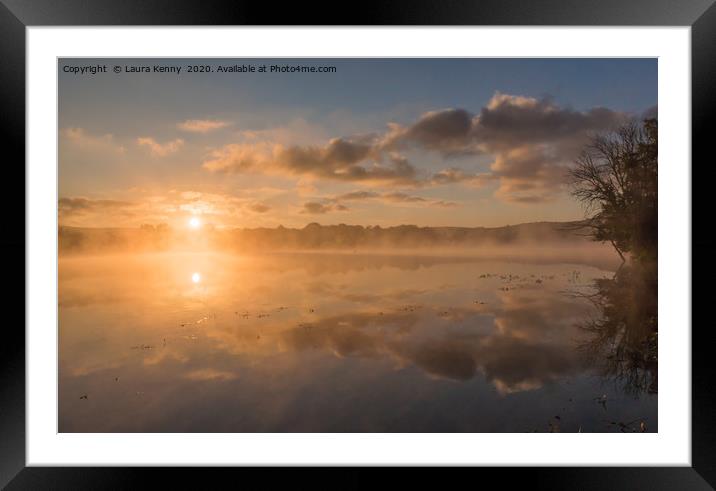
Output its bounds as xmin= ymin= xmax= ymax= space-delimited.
xmin=178 ymin=119 xmax=231 ymax=133
xmin=431 ymin=200 xmax=458 ymax=208
xmin=470 ymin=93 xmax=628 ymax=202
xmin=380 ymin=108 xmax=478 ymax=156
xmin=430 ymin=167 xmax=493 ymax=186
xmin=203 ymin=138 xmax=418 ymax=186
xmin=246 ymin=203 xmax=271 ymax=213
xmin=202 ymin=142 xmax=275 ymax=173
xmin=490 ymin=147 xmax=571 ymax=203
xmin=201 ymin=92 xmax=630 ymax=202
xmin=137 ymin=137 xmax=184 ymax=157
xmin=391 ymin=94 xmax=626 ymax=202
xmin=184 ymin=368 xmax=237 ymax=381
xmin=59 ymin=197 xmax=133 ymax=213
xmin=180 ymin=191 xmax=202 ymax=200
xmin=59 ymin=197 xmax=139 ymax=226
xmin=474 ymin=92 xmax=625 ymax=148
xmin=61 ymin=127 xmax=126 ymax=155
xmin=336 ymin=190 xmax=427 ymax=203
xmin=382 ymin=192 xmax=428 ymax=203
xmin=300 ymin=202 xmax=349 ymax=215
xmin=335 ymin=190 xmax=457 ymax=209
xmin=336 ymin=191 xmax=380 ymax=201
xmin=170 ymin=191 xmax=244 ymax=217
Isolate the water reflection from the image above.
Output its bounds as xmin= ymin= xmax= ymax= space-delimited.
xmin=577 ymin=263 xmax=658 ymax=396
xmin=58 ymin=251 xmax=656 ymax=432
xmin=277 ymin=290 xmax=593 ymax=393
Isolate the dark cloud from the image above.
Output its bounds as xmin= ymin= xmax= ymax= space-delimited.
xmin=58 ymin=197 xmax=139 ymax=227
xmin=430 ymin=167 xmax=493 ymax=186
xmin=334 ymin=190 xmax=457 ymax=209
xmin=431 ymin=200 xmax=458 ymax=208
xmin=246 ymin=203 xmax=271 ymax=213
xmin=388 ymin=94 xmax=627 ymax=202
xmin=383 ymin=108 xmax=478 ymax=156
xmin=203 ymin=92 xmax=633 ymax=202
xmin=473 ymin=93 xmax=625 ymax=148
xmin=204 ymin=138 xmax=418 ymax=186
xmin=59 ymin=197 xmax=133 ymax=212
xmin=383 ymin=192 xmax=427 ymax=203
xmin=300 ymin=202 xmax=349 ymax=215
xmin=337 ymin=191 xmax=381 ymax=201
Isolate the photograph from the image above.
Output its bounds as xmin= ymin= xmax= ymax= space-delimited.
xmin=57 ymin=57 xmax=658 ymax=433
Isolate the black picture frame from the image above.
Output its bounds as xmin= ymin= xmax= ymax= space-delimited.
xmin=2 ymin=0 xmax=713 ymax=488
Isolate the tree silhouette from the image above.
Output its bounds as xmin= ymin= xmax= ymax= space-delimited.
xmin=569 ymin=118 xmax=657 ymax=264
xmin=570 ymin=118 xmax=658 ymax=395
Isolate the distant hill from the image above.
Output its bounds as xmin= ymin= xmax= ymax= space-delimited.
xmin=58 ymin=221 xmax=592 ymax=254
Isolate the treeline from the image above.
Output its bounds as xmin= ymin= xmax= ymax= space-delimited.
xmin=59 ymin=224 xmax=173 ymax=253
xmin=213 ymin=222 xmax=589 ymax=250
xmin=59 ymin=221 xmax=590 ymax=254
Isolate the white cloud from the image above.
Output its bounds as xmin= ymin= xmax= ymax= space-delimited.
xmin=62 ymin=127 xmax=126 ymax=155
xmin=137 ymin=137 xmax=184 ymax=157
xmin=177 ymin=119 xmax=231 ymax=133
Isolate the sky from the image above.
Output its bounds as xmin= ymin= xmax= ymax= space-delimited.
xmin=58 ymin=58 xmax=657 ymax=229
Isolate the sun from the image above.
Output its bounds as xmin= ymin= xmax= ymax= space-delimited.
xmin=188 ymin=216 xmax=201 ymax=229
xmin=191 ymin=272 xmax=201 ymax=284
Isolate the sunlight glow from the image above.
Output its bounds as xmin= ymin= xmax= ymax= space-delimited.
xmin=191 ymin=272 xmax=201 ymax=284
xmin=189 ymin=217 xmax=201 ymax=229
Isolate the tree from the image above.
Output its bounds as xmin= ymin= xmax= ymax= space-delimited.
xmin=569 ymin=118 xmax=657 ymax=264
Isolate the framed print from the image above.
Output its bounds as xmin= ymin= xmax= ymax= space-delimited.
xmin=2 ymin=0 xmax=714 ymax=488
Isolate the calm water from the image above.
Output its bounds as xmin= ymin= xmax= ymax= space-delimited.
xmin=58 ymin=251 xmax=657 ymax=432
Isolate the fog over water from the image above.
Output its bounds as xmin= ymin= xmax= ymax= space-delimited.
xmin=59 ymin=247 xmax=656 ymax=432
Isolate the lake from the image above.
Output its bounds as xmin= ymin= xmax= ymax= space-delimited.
xmin=58 ymin=250 xmax=657 ymax=432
